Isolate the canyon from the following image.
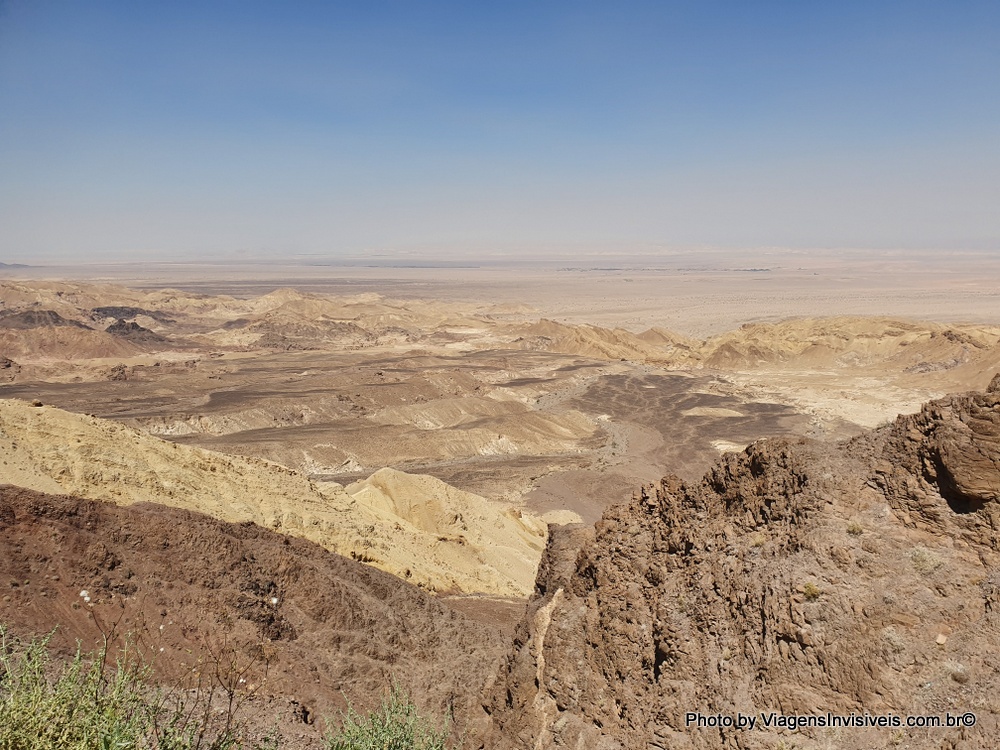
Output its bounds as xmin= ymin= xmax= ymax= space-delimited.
xmin=1 ymin=265 xmax=998 ymax=748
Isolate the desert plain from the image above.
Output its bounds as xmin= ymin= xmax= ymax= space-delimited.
xmin=2 ymin=248 xmax=1000 ymax=748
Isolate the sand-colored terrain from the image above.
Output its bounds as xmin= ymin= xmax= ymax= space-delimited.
xmin=2 ymin=277 xmax=999 ymax=527
xmin=0 ymin=398 xmax=546 ymax=596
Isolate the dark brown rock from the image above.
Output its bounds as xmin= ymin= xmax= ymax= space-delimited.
xmin=105 ymin=318 xmax=166 ymax=343
xmin=0 ymin=485 xmax=508 ymax=748
xmin=0 ymin=309 xmax=91 ymax=329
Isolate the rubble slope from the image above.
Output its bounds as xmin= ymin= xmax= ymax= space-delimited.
xmin=0 ymin=485 xmax=503 ymax=746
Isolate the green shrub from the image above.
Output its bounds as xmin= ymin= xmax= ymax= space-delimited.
xmin=0 ymin=625 xmax=280 ymax=750
xmin=0 ymin=626 xmax=150 ymax=750
xmin=325 ymin=685 xmax=449 ymax=750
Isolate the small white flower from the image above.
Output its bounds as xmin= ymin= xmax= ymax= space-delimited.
xmin=159 ymin=647 xmax=164 ymax=653
xmin=159 ymin=624 xmax=164 ymax=631
xmin=239 ymin=678 xmax=246 ymax=684
xmin=270 ymin=597 xmax=278 ymax=605
xmin=79 ymin=590 xmax=89 ymax=599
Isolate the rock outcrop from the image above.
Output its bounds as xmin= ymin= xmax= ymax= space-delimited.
xmin=0 ymin=355 xmax=18 ymax=382
xmin=482 ymin=380 xmax=1000 ymax=749
xmin=0 ymin=309 xmax=91 ymax=329
xmin=91 ymin=305 xmax=174 ymax=323
xmin=105 ymin=318 xmax=167 ymax=343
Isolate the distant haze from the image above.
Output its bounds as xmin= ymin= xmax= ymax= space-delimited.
xmin=1 ymin=1 xmax=999 ymax=263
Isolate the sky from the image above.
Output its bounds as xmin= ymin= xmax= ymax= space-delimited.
xmin=1 ymin=0 xmax=999 ymax=263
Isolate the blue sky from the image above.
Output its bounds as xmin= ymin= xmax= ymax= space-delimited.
xmin=1 ymin=1 xmax=998 ymax=262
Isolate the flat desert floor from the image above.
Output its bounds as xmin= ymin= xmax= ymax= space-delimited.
xmin=25 ymin=246 xmax=1000 ymax=335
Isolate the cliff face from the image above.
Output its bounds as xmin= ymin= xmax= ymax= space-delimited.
xmin=482 ymin=377 xmax=1000 ymax=749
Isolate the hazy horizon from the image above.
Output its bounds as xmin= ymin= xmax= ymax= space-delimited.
xmin=2 ymin=1 xmax=999 ymax=263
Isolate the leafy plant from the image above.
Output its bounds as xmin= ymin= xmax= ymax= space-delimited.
xmin=0 ymin=624 xmax=280 ymax=750
xmin=0 ymin=626 xmax=149 ymax=750
xmin=325 ymin=684 xmax=450 ymax=750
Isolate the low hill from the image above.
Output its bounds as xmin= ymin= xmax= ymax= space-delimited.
xmin=105 ymin=318 xmax=168 ymax=344
xmin=0 ymin=309 xmax=92 ymax=329
xmin=3 ymin=281 xmax=998 ymax=383
xmin=0 ymin=327 xmax=145 ymax=360
xmin=702 ymin=317 xmax=1000 ymax=372
xmin=508 ymin=319 xmax=684 ymax=363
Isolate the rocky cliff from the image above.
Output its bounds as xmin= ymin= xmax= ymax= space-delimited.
xmin=481 ymin=377 xmax=1000 ymax=749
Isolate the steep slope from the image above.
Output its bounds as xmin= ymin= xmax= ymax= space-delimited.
xmin=0 ymin=399 xmax=546 ymax=596
xmin=346 ymin=468 xmax=547 ymax=594
xmin=482 ymin=377 xmax=1000 ymax=749
xmin=0 ymin=326 xmax=145 ymax=360
xmin=0 ymin=485 xmax=504 ymax=746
